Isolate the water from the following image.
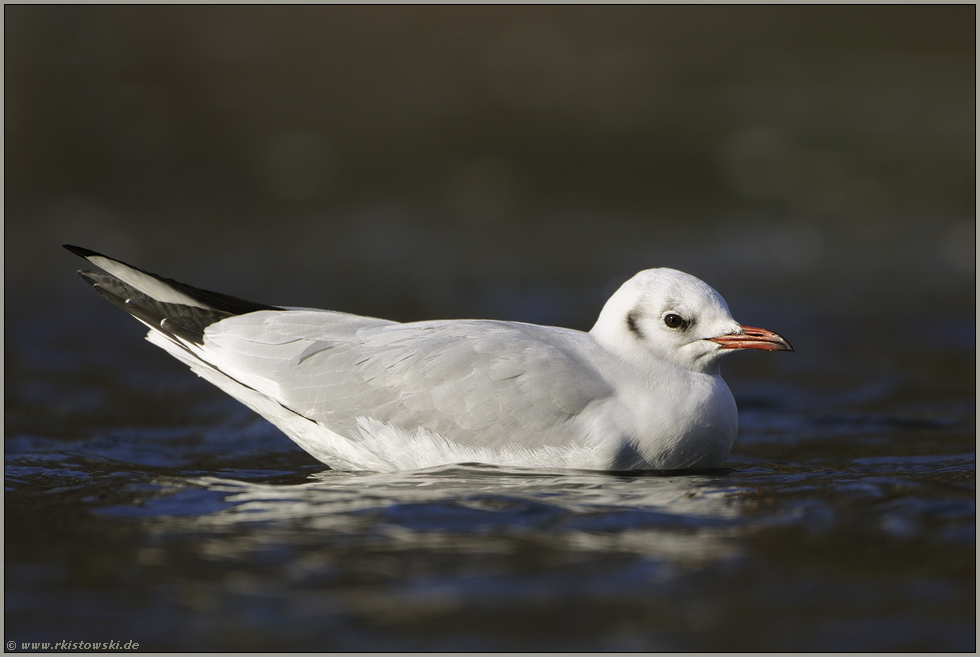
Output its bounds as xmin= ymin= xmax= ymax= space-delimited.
xmin=5 ymin=5 xmax=975 ymax=651
xmin=5 ymin=285 xmax=974 ymax=651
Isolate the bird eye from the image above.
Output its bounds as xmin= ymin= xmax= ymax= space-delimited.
xmin=663 ymin=313 xmax=685 ymax=329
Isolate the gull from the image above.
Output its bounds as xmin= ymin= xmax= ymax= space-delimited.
xmin=65 ymin=245 xmax=792 ymax=472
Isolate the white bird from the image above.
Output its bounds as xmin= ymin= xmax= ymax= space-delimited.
xmin=66 ymin=245 xmax=792 ymax=472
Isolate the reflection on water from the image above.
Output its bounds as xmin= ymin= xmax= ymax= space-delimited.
xmin=7 ymin=410 xmax=973 ymax=650
xmin=175 ymin=467 xmax=744 ymax=564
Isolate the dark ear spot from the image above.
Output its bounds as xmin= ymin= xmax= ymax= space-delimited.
xmin=626 ymin=309 xmax=644 ymax=340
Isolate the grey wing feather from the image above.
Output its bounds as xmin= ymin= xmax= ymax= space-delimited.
xmin=202 ymin=310 xmax=396 ymax=386
xmin=205 ymin=315 xmax=615 ymax=448
xmin=283 ymin=320 xmax=613 ymax=447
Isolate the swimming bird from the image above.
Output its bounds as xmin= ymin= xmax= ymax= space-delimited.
xmin=66 ymin=245 xmax=792 ymax=472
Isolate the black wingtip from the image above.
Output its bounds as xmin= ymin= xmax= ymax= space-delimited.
xmin=68 ymin=244 xmax=283 ymax=317
xmin=77 ymin=269 xmax=99 ymax=285
xmin=64 ymin=244 xmax=103 ymax=259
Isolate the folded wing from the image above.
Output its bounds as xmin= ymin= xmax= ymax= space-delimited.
xmin=203 ymin=315 xmax=616 ymax=449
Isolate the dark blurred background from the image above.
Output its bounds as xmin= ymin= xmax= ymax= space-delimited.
xmin=4 ymin=9 xmax=975 ymax=650
xmin=5 ymin=4 xmax=975 ymax=339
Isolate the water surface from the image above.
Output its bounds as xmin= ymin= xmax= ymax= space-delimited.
xmin=5 ymin=300 xmax=974 ymax=651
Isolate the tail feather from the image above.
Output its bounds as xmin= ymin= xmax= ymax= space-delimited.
xmin=67 ymin=245 xmax=281 ymax=345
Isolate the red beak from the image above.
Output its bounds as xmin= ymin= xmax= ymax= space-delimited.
xmin=708 ymin=325 xmax=794 ymax=352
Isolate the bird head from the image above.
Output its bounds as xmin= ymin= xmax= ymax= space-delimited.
xmin=591 ymin=268 xmax=793 ymax=374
